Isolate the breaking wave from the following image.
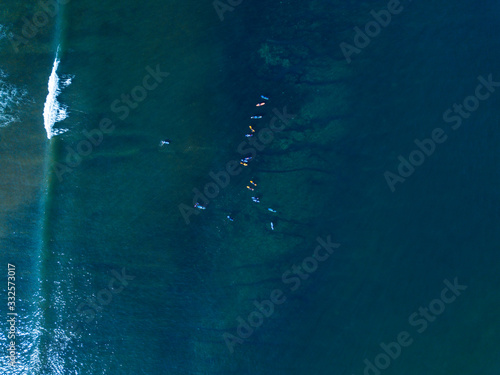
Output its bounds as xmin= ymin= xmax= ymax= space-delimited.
xmin=43 ymin=47 xmax=72 ymax=139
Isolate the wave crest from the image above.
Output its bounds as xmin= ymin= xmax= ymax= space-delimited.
xmin=43 ymin=47 xmax=73 ymax=139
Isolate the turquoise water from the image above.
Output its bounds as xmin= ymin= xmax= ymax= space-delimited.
xmin=1 ymin=0 xmax=500 ymax=374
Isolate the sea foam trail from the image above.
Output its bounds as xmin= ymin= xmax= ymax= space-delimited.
xmin=43 ymin=47 xmax=71 ymax=139
xmin=0 ymin=70 xmax=28 ymax=128
xmin=1 ymin=24 xmax=29 ymax=128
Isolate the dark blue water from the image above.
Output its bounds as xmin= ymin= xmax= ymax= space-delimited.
xmin=1 ymin=0 xmax=499 ymax=374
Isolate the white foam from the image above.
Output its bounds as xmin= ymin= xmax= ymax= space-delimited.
xmin=43 ymin=47 xmax=72 ymax=139
xmin=0 ymin=69 xmax=28 ymax=128
xmin=0 ymin=25 xmax=28 ymax=128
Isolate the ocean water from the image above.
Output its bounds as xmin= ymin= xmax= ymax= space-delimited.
xmin=1 ymin=0 xmax=499 ymax=374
